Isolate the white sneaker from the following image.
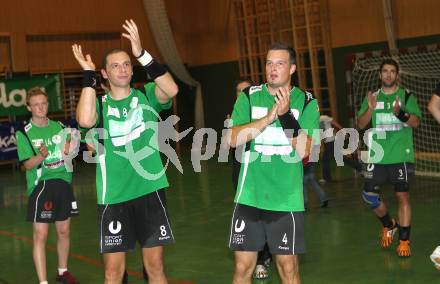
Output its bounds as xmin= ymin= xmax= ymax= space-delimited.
xmin=430 ymin=246 xmax=440 ymax=270
xmin=253 ymin=264 xmax=269 ymax=279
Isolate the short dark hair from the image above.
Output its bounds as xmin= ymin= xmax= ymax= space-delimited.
xmin=268 ymin=42 xmax=296 ymax=65
xmin=379 ymin=58 xmax=399 ymax=74
xmin=235 ymin=78 xmax=254 ymax=87
xmin=101 ymin=48 xmax=129 ymax=69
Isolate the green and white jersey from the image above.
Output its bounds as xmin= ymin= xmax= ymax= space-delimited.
xmin=16 ymin=119 xmax=72 ymax=195
xmin=358 ymin=86 xmax=422 ymax=164
xmin=231 ymin=84 xmax=320 ymax=212
xmin=89 ymin=83 xmax=172 ymax=205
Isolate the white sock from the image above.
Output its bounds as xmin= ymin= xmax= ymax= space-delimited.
xmin=58 ymin=268 xmax=68 ymax=275
xmin=40 ymin=281 xmax=48 ymax=284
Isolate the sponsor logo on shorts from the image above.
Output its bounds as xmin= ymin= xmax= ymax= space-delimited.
xmin=104 ymin=235 xmax=123 ymax=247
xmin=40 ymin=201 xmax=53 ymax=219
xmin=158 ymin=225 xmax=171 ymax=241
xmin=231 ymin=219 xmax=246 ymax=245
xmin=278 ymin=233 xmax=290 ymax=250
xmin=231 ymin=233 xmax=245 ymax=245
xmin=278 ymin=245 xmax=290 ymax=251
xmin=234 ymin=219 xmax=245 ymax=233
xmin=108 ymin=221 xmax=122 ymax=234
xmin=44 ymin=201 xmax=53 ymax=211
xmin=105 ymin=221 xmax=123 ymax=247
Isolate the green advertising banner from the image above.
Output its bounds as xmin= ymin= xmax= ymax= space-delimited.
xmin=0 ymin=74 xmax=62 ymax=116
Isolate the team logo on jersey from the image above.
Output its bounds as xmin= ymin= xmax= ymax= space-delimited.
xmin=52 ymin=134 xmax=62 ymax=144
xmin=32 ymin=139 xmax=44 ymax=147
xmin=108 ymin=221 xmax=122 ymax=234
xmin=107 ymin=106 xmax=120 ymax=118
xmin=234 ymin=219 xmax=245 ymax=233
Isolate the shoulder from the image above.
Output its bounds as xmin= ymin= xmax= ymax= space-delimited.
xmin=242 ymin=84 xmax=263 ymax=96
xmin=23 ymin=121 xmax=32 ymax=133
xmin=293 ymin=87 xmax=315 ymax=101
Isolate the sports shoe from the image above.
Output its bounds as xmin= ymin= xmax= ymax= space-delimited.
xmin=380 ymin=220 xmax=398 ymax=248
xmin=396 ymin=240 xmax=411 ymax=257
xmin=56 ymin=271 xmax=79 ymax=284
xmin=430 ymin=246 xmax=440 ymax=269
xmin=253 ymin=264 xmax=269 ymax=279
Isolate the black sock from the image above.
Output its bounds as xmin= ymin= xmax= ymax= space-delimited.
xmin=378 ymin=213 xmax=393 ymax=228
xmin=399 ymin=226 xmax=411 ymax=241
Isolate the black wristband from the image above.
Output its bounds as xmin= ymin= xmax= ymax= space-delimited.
xmin=278 ymin=110 xmax=301 ymax=138
xmin=395 ymin=109 xmax=410 ymax=122
xmin=82 ymin=70 xmax=97 ymax=89
xmin=136 ymin=49 xmax=146 ymax=59
xmin=144 ymin=60 xmax=167 ymax=80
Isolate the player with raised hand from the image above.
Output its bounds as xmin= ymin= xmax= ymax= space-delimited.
xmin=73 ymin=19 xmax=178 ymax=284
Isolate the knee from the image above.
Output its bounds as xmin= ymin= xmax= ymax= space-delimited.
xmin=144 ymin=261 xmax=164 ymax=278
xmin=33 ymin=229 xmax=48 ymax=243
xmin=234 ymin=260 xmax=254 ymax=277
xmin=105 ymin=265 xmax=124 ymax=281
xmin=395 ymin=191 xmax=410 ymax=205
xmin=276 ymin=258 xmax=299 ymax=278
xmin=57 ymin=227 xmax=70 ymax=239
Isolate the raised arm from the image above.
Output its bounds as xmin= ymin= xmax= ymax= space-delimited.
xmin=72 ymin=44 xmax=98 ymax=128
xmin=122 ymin=19 xmax=178 ymax=104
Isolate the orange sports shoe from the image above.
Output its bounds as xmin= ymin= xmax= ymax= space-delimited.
xmin=380 ymin=220 xmax=398 ymax=248
xmin=396 ymin=240 xmax=411 ymax=257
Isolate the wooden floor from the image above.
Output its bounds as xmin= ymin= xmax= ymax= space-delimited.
xmin=0 ymin=155 xmax=439 ymax=283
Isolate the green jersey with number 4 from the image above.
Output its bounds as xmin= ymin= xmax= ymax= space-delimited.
xmin=231 ymin=84 xmax=320 ymax=212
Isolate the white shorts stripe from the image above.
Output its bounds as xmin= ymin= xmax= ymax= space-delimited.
xmin=290 ymin=212 xmax=296 ymax=254
xmin=100 ymin=204 xmax=108 ymax=252
xmin=33 ymin=180 xmax=46 ymax=223
xmin=155 ymin=191 xmax=174 ymax=240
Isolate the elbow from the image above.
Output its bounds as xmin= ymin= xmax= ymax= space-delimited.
xmin=357 ymin=120 xmax=366 ymax=130
xmin=76 ymin=114 xmax=95 ymax=129
xmin=427 ymin=102 xmax=434 ymax=114
xmin=77 ymin=119 xmax=94 ymax=129
xmin=229 ymin=139 xmax=237 ymax=148
xmin=227 ymin=130 xmax=237 ymax=148
xmin=168 ymin=83 xmax=179 ymax=98
xmin=412 ymin=118 xmax=420 ymax=128
xmin=23 ymin=161 xmax=33 ymax=170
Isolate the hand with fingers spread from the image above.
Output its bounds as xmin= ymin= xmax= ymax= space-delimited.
xmin=274 ymin=87 xmax=291 ymax=115
xmin=72 ymin=44 xmax=95 ymax=71
xmin=367 ymin=91 xmax=377 ymax=110
xmin=122 ymin=19 xmax=143 ymax=58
